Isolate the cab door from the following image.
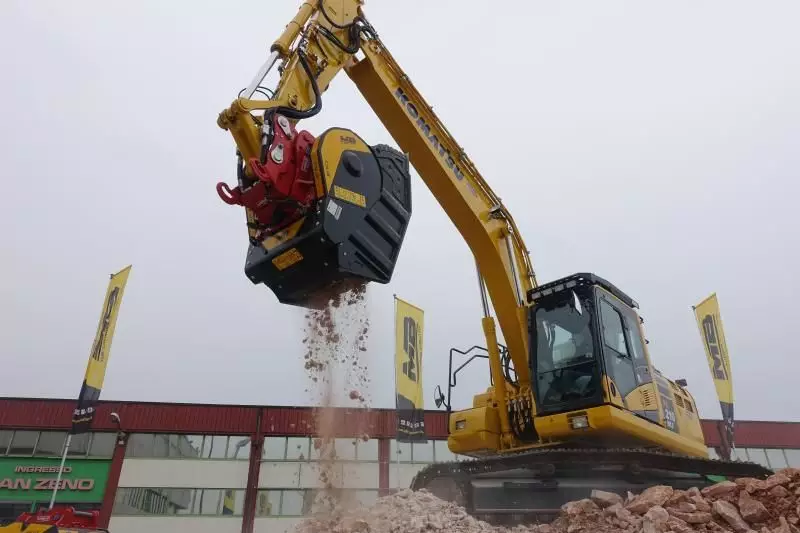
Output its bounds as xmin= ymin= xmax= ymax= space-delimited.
xmin=597 ymin=293 xmax=639 ymax=406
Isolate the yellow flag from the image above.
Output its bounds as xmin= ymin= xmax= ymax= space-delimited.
xmin=693 ymin=292 xmax=734 ymax=446
xmin=394 ymin=296 xmax=426 ymax=442
xmin=71 ymin=265 xmax=132 ymax=434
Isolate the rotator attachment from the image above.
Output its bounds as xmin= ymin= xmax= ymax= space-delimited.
xmin=216 ymin=113 xmax=317 ymax=242
xmin=217 ymin=126 xmax=413 ymax=309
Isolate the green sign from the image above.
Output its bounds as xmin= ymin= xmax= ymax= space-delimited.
xmin=0 ymin=457 xmax=110 ymax=503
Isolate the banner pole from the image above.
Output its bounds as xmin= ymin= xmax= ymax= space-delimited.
xmin=396 ymin=445 xmax=401 ymax=491
xmin=48 ymin=433 xmax=73 ymax=509
xmin=392 ymin=294 xmax=399 ymax=490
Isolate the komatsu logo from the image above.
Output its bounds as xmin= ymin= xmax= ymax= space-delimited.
xmin=394 ymin=86 xmax=474 ymax=195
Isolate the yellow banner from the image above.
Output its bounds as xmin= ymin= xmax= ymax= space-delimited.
xmin=394 ymin=296 xmax=424 ymax=410
xmin=693 ymin=292 xmax=733 ymax=405
xmin=85 ymin=265 xmax=132 ymax=390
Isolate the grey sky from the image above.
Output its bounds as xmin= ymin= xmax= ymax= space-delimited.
xmin=2 ymin=1 xmax=798 ymax=422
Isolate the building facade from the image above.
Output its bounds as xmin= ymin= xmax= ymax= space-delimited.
xmin=2 ymin=398 xmax=800 ymax=533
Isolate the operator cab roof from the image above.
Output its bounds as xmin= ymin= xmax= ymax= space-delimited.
xmin=526 ymin=272 xmax=639 ymax=310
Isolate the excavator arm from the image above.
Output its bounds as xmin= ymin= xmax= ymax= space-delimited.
xmin=216 ymin=0 xmax=538 ymax=444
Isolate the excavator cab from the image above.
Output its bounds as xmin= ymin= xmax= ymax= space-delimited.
xmin=528 ymin=272 xmax=648 ymax=419
xmin=446 ymin=272 xmax=710 ymax=460
xmin=217 ymin=118 xmax=413 ymax=308
xmin=526 ymin=273 xmax=711 ymax=454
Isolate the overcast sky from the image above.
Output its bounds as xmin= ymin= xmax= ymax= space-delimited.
xmin=2 ymin=1 xmax=798 ymax=423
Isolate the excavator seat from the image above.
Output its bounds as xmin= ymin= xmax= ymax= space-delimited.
xmin=240 ymin=128 xmax=413 ymax=308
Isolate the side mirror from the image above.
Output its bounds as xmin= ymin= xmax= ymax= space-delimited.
xmin=434 ymin=385 xmax=446 ymax=409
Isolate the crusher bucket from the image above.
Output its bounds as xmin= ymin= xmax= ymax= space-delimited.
xmin=216 ymin=119 xmax=412 ymax=308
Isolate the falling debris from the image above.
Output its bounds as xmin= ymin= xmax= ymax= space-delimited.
xmin=300 ymin=281 xmax=373 ymax=516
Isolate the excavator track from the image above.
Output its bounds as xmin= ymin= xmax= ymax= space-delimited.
xmin=409 ymin=447 xmax=773 ymax=526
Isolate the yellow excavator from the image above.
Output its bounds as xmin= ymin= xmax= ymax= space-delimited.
xmin=214 ymin=0 xmax=771 ymax=523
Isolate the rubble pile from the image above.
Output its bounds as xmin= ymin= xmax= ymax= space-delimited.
xmin=292 ymin=468 xmax=800 ymax=533
xmin=293 ymin=488 xmax=501 ymax=533
xmin=551 ymin=468 xmax=800 ymax=533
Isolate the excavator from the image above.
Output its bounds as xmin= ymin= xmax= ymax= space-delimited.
xmin=214 ymin=0 xmax=772 ymax=524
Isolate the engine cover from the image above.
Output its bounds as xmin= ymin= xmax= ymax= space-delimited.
xmin=243 ymin=128 xmax=412 ymax=308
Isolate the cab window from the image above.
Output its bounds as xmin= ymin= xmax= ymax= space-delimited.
xmin=600 ymin=300 xmax=629 ymax=357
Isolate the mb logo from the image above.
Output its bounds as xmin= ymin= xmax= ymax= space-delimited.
xmin=91 ymin=287 xmax=120 ymax=362
xmin=702 ymin=314 xmax=728 ymax=380
xmin=402 ymin=317 xmax=419 ymax=382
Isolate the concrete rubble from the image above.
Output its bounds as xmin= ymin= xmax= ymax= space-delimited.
xmin=292 ymin=468 xmax=800 ymax=533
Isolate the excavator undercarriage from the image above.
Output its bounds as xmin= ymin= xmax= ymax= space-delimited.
xmin=411 ymin=446 xmax=772 ymax=526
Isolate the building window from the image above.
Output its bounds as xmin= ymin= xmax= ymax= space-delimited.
xmin=7 ymin=431 xmax=39 ymax=456
xmin=88 ymin=433 xmax=116 ymax=458
xmin=198 ymin=489 xmax=223 ymax=515
xmin=264 ymin=437 xmax=287 ymax=460
xmin=262 ymin=437 xmax=380 ymax=463
xmin=184 ymin=436 xmax=204 ymax=458
xmin=390 ymin=440 xmax=412 ymax=463
xmin=280 ymin=490 xmax=305 ymax=516
xmin=334 ymin=439 xmax=357 ymax=461
xmin=0 ymin=431 xmax=117 ymax=459
xmin=0 ymin=431 xmax=12 ymax=456
xmin=203 ymin=436 xmax=229 ymax=459
xmin=228 ymin=437 xmax=251 ymax=459
xmin=745 ymin=448 xmax=770 ymax=468
xmin=731 ymin=447 xmax=748 ymax=462
xmin=434 ymin=440 xmax=456 ymax=463
xmin=113 ymin=488 xmax=245 ymax=516
xmin=124 ymin=435 xmax=248 ymax=459
xmin=412 ymin=441 xmax=434 ymax=463
xmin=286 ymin=437 xmax=309 ymax=460
xmin=357 ymin=439 xmax=379 ymax=461
xmin=255 ymin=490 xmax=281 ymax=517
xmin=253 ymin=489 xmax=380 ymax=517
xmin=34 ymin=432 xmax=66 ymax=457
xmin=0 ymin=503 xmax=34 ymax=522
xmin=784 ymin=449 xmax=800 ymax=468
xmin=153 ymin=435 xmax=170 ymax=458
xmin=128 ymin=434 xmax=154 ymax=457
xmin=391 ymin=439 xmax=462 ymax=464
xmin=67 ymin=433 xmax=92 ymax=457
xmin=765 ymin=448 xmax=788 ymax=469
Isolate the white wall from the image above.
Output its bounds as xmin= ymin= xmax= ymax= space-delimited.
xmin=254 ymin=517 xmax=302 ymax=533
xmin=118 ymin=458 xmax=250 ymax=488
xmin=110 ymin=516 xmax=242 ymax=533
